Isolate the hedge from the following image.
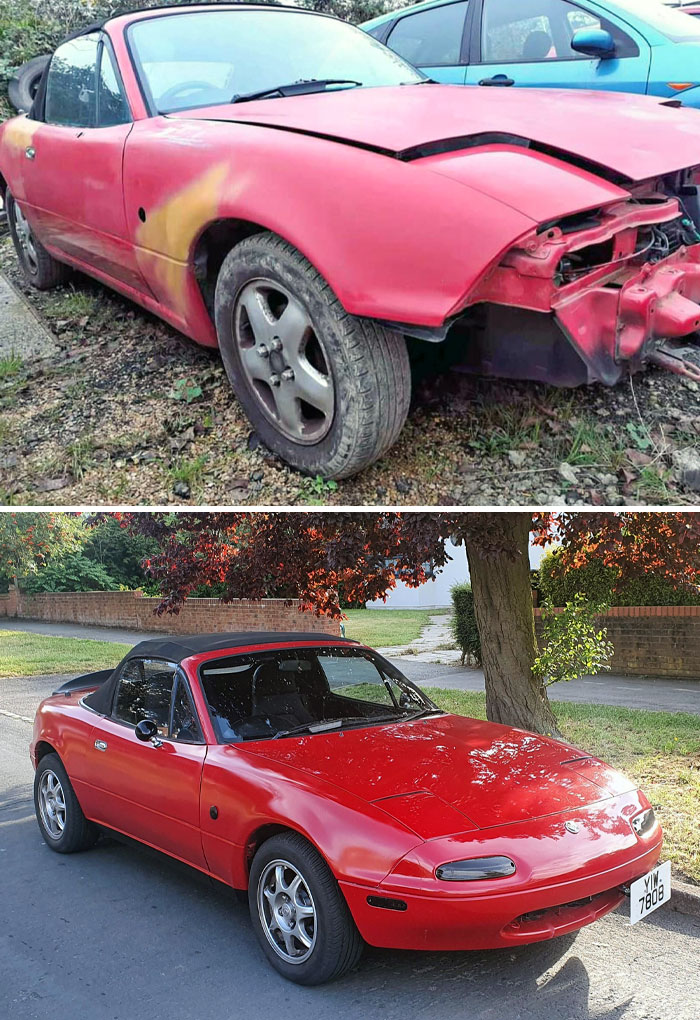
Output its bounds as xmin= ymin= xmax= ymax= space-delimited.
xmin=450 ymin=582 xmax=481 ymax=666
xmin=538 ymin=548 xmax=700 ymax=607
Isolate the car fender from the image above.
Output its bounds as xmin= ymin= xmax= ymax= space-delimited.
xmin=122 ymin=116 xmax=537 ymax=342
xmin=646 ymin=42 xmax=700 ymax=102
xmin=199 ymin=743 xmax=425 ymax=890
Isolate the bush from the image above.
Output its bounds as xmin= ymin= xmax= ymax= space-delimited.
xmin=538 ymin=547 xmax=700 ymax=608
xmin=450 ymin=582 xmax=481 ymax=666
xmin=533 ymin=594 xmax=614 ymax=688
xmin=19 ymin=551 xmax=122 ymax=593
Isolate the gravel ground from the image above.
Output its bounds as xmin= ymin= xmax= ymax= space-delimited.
xmin=1 ymin=233 xmax=700 ymax=507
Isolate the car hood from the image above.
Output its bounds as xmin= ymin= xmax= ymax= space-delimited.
xmin=243 ymin=714 xmax=635 ymax=836
xmin=173 ymin=83 xmax=700 ymax=184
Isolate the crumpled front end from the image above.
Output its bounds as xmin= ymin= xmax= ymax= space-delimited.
xmin=465 ymin=180 xmax=700 ymax=386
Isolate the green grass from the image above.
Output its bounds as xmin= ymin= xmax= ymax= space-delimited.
xmin=343 ymin=609 xmax=440 ymax=647
xmin=0 ymin=630 xmax=129 ymax=678
xmin=0 ymin=353 xmax=23 ymax=379
xmin=429 ymin=688 xmax=700 ymax=885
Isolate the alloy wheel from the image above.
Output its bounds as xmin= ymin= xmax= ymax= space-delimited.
xmin=12 ymin=201 xmax=39 ymax=273
xmin=234 ymin=279 xmax=334 ymax=444
xmin=38 ymin=769 xmax=66 ymax=839
xmin=257 ymin=859 xmax=317 ymax=964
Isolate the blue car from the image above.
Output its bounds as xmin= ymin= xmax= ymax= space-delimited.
xmin=363 ymin=0 xmax=700 ymax=107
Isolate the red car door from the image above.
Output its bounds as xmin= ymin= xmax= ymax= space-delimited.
xmin=80 ymin=660 xmax=208 ymax=870
xmin=23 ymin=32 xmax=151 ymax=296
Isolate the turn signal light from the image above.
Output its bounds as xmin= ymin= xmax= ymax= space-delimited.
xmin=436 ymin=856 xmax=516 ymax=881
xmin=668 ymin=83 xmax=696 ymax=91
xmin=631 ymin=808 xmax=656 ymax=836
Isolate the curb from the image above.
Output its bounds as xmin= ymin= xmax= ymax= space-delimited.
xmin=669 ymin=875 xmax=700 ymax=919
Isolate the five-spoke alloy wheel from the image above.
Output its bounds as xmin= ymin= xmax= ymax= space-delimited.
xmin=215 ymin=232 xmax=411 ymax=479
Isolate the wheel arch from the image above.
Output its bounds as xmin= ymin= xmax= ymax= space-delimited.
xmin=34 ymin=740 xmax=59 ymax=764
xmin=243 ymin=822 xmax=331 ymax=886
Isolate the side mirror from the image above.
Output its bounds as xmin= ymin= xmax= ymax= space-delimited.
xmin=570 ymin=27 xmax=616 ymax=59
xmin=135 ymin=718 xmax=159 ymax=742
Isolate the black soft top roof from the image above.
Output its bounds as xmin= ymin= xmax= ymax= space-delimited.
xmin=79 ymin=631 xmax=357 ymax=715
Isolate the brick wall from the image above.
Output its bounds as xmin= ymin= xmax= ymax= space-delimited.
xmin=0 ymin=587 xmax=340 ymax=638
xmin=534 ymin=606 xmax=700 ymax=679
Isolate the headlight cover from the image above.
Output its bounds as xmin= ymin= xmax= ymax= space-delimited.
xmin=436 ymin=856 xmax=516 ymax=881
xmin=631 ymin=807 xmax=656 ymax=837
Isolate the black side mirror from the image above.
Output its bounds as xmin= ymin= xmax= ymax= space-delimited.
xmin=135 ymin=718 xmax=158 ymax=742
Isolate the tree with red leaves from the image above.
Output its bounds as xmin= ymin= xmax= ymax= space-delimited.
xmin=110 ymin=511 xmax=699 ymax=735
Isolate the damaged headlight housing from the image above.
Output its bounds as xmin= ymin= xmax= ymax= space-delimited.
xmin=436 ymin=856 xmax=516 ymax=881
xmin=631 ymin=808 xmax=656 ymax=837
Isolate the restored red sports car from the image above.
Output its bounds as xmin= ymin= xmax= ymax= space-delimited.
xmin=3 ymin=5 xmax=700 ymax=478
xmin=31 ymin=632 xmax=666 ymax=985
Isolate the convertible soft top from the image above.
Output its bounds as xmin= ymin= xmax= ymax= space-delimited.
xmin=58 ymin=631 xmax=356 ymax=715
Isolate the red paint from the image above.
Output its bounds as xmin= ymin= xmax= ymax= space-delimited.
xmin=30 ymin=637 xmax=663 ymax=952
xmin=0 ymin=6 xmax=700 ymax=386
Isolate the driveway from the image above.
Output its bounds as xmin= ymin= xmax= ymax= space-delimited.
xmin=1 ymin=705 xmax=698 ymax=1020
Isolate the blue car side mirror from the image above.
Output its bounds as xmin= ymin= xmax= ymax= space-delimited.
xmin=570 ymin=27 xmax=616 ymax=59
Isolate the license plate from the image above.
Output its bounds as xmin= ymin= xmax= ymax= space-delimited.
xmin=629 ymin=861 xmax=671 ymax=924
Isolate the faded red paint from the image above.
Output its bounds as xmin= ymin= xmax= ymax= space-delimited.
xmin=2 ymin=4 xmax=700 ymax=383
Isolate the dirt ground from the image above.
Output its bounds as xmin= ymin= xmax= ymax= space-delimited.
xmin=1 ymin=233 xmax=700 ymax=507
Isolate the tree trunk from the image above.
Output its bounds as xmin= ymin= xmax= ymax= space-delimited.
xmin=465 ymin=513 xmax=560 ymax=735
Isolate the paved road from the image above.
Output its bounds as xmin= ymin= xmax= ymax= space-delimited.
xmin=1 ymin=707 xmax=699 ymax=1020
xmin=4 ymin=619 xmax=699 ymax=715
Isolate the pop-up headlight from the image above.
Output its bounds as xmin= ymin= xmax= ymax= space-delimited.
xmin=436 ymin=856 xmax=516 ymax=881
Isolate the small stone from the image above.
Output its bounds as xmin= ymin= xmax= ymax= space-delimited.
xmin=375 ymin=486 xmax=387 ymax=498
xmin=172 ymin=480 xmax=190 ymax=498
xmin=672 ymin=448 xmax=700 ymax=491
xmin=395 ymin=478 xmax=412 ymax=494
xmin=247 ymin=432 xmax=262 ymax=451
xmin=508 ymin=450 xmax=527 ymax=468
xmin=251 ymin=470 xmax=263 ymax=482
xmin=558 ymin=461 xmax=579 ymax=484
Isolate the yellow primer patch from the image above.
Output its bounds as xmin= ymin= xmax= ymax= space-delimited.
xmin=3 ymin=117 xmax=39 ymax=155
xmin=135 ymin=163 xmax=232 ymax=321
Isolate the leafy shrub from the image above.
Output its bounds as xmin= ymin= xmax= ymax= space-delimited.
xmin=533 ymin=594 xmax=614 ymax=688
xmin=538 ymin=547 xmax=700 ymax=608
xmin=450 ymin=582 xmax=481 ymax=666
xmin=19 ymin=551 xmax=122 ymax=592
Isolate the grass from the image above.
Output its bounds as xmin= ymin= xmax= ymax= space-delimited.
xmin=429 ymin=688 xmax=700 ymax=885
xmin=343 ymin=609 xmax=440 ymax=647
xmin=0 ymin=630 xmax=129 ymax=678
xmin=0 ymin=353 xmax=23 ymax=379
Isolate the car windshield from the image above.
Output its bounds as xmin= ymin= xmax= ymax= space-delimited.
xmin=127 ymin=9 xmax=425 ymax=114
xmin=610 ymin=0 xmax=700 ymax=42
xmin=198 ymin=646 xmax=440 ymax=743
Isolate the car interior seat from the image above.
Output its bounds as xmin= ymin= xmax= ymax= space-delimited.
xmin=522 ymin=30 xmax=555 ymax=60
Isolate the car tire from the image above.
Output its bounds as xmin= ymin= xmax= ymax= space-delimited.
xmin=215 ymin=232 xmax=411 ymax=479
xmin=248 ymin=832 xmax=364 ymax=985
xmin=6 ymin=190 xmax=70 ymax=290
xmin=34 ymin=752 xmax=99 ymax=854
xmin=8 ymin=55 xmax=50 ymax=113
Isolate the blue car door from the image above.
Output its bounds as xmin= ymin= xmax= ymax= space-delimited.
xmin=464 ymin=0 xmax=651 ymax=94
xmin=383 ymin=0 xmax=471 ymax=84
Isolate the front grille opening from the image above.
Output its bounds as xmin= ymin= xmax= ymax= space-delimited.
xmin=517 ymin=894 xmax=597 ymax=924
xmin=557 ymin=238 xmax=615 ymax=284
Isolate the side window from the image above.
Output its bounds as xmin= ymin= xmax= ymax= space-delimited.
xmin=45 ymin=34 xmax=100 ymax=128
xmin=97 ymin=42 xmax=131 ymax=126
xmin=387 ymin=1 xmax=469 ymax=67
xmin=113 ymin=659 xmax=177 ymax=736
xmin=171 ymin=675 xmax=203 ymax=743
xmin=480 ymin=0 xmax=638 ymax=63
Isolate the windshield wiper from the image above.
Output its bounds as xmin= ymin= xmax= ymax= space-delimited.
xmin=232 ymin=79 xmax=362 ymax=104
xmin=272 ymin=709 xmax=439 ymax=740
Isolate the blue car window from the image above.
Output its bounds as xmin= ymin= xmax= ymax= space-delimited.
xmin=387 ymin=1 xmax=469 ymax=66
xmin=480 ymin=0 xmax=638 ymax=63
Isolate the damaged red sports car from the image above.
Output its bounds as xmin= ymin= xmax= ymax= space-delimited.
xmin=3 ymin=3 xmax=700 ymax=478
xmin=31 ymin=633 xmax=666 ymax=985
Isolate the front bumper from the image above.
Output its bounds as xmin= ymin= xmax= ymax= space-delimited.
xmin=341 ymin=837 xmax=661 ymax=951
xmin=555 ymin=244 xmax=700 ymax=385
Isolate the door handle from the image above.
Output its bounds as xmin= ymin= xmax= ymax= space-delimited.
xmin=25 ymin=146 xmax=36 ymax=160
xmin=94 ymin=739 xmax=108 ymax=752
xmin=478 ymin=75 xmax=515 ymax=87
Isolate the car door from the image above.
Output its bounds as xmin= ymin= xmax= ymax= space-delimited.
xmin=383 ymin=1 xmax=471 ymax=84
xmin=464 ymin=0 xmax=650 ymax=94
xmin=22 ymin=32 xmax=152 ymax=295
xmin=82 ymin=658 xmax=208 ymax=869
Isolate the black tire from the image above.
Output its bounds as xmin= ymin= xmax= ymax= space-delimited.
xmin=215 ymin=233 xmax=411 ymax=479
xmin=6 ymin=190 xmax=70 ymax=290
xmin=248 ymin=832 xmax=364 ymax=985
xmin=8 ymin=55 xmax=50 ymax=113
xmin=33 ymin=752 xmax=99 ymax=854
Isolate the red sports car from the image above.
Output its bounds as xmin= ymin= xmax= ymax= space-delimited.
xmin=3 ymin=6 xmax=700 ymax=479
xmin=31 ymin=632 xmax=666 ymax=985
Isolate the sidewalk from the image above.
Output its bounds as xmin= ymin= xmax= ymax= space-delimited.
xmin=377 ymin=612 xmax=462 ymax=663
xmin=0 ymin=270 xmax=57 ymax=361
